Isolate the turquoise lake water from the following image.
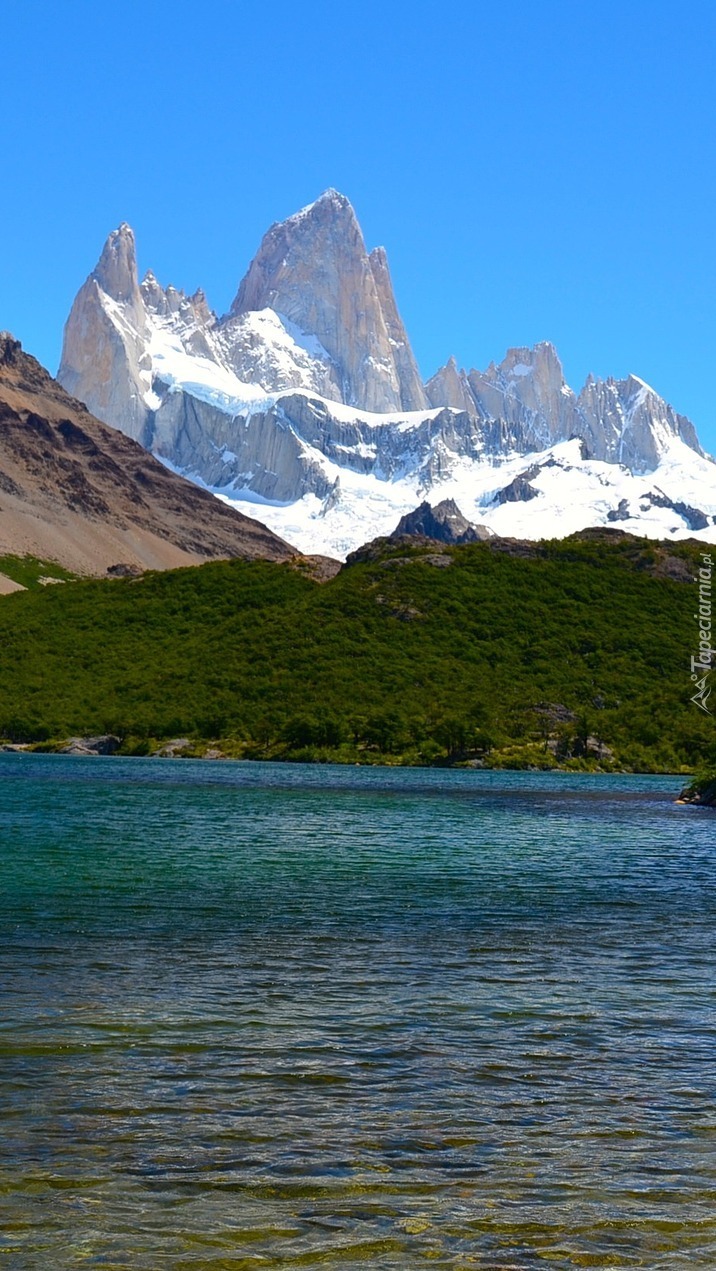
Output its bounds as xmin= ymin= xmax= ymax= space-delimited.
xmin=1 ymin=756 xmax=714 ymax=1268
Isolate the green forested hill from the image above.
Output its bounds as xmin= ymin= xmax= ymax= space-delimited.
xmin=0 ymin=533 xmax=712 ymax=771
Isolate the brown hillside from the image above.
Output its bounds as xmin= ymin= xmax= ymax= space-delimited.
xmin=0 ymin=332 xmax=295 ymax=576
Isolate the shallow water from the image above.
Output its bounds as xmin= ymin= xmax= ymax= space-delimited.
xmin=1 ymin=756 xmax=714 ymax=1267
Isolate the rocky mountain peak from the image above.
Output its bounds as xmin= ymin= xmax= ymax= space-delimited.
xmin=230 ymin=189 xmax=363 ymax=318
xmin=367 ymin=245 xmax=427 ymax=412
xmin=495 ymin=342 xmax=570 ymax=401
xmin=316 ymin=187 xmax=349 ymax=203
xmin=425 ymin=356 xmax=477 ymax=416
xmin=623 ymin=373 xmax=653 ymax=399
xmin=93 ymin=222 xmax=141 ymax=305
xmin=59 ymin=222 xmax=149 ymax=444
xmin=502 ymin=340 xmax=560 ymax=371
xmin=457 ymin=340 xmax=575 ymax=452
xmin=576 ymin=370 xmax=704 ymax=470
xmin=229 ymin=190 xmax=426 ymax=413
xmin=298 ymin=187 xmax=355 ymax=217
xmin=139 ymin=270 xmax=164 ymax=310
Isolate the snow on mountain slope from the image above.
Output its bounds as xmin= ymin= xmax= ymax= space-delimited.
xmin=57 ymin=192 xmax=715 ymax=559
xmin=427 ymin=342 xmax=704 ymax=469
xmin=213 ymin=437 xmax=716 ymax=558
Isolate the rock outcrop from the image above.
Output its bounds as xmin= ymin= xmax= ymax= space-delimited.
xmin=59 ymin=735 xmax=122 ymax=756
xmin=493 ymin=475 xmax=540 ymax=505
xmin=392 ymin=499 xmax=493 ymax=543
xmin=678 ymin=775 xmax=716 ymax=806
xmin=425 ymin=355 xmax=481 ymax=417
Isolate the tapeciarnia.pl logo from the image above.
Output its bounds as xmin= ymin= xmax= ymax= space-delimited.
xmin=691 ymin=552 xmax=713 ymax=714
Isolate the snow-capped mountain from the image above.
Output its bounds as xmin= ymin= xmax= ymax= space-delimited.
xmin=58 ymin=190 xmax=715 ymax=558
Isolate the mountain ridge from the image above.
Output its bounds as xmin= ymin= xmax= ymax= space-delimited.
xmin=57 ymin=192 xmax=716 ymax=558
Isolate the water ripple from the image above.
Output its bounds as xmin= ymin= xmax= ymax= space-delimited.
xmin=1 ymin=757 xmax=715 ymax=1267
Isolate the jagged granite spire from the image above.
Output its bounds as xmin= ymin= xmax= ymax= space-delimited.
xmin=367 ymin=245 xmax=427 ymax=411
xmin=467 ymin=342 xmax=577 ymax=450
xmin=230 ymin=190 xmax=427 ymax=413
xmin=425 ymin=342 xmax=704 ymax=469
xmin=427 ymin=342 xmax=576 ymax=450
xmin=576 ymin=372 xmax=704 ymax=471
xmin=58 ymin=223 xmax=151 ymax=443
xmin=426 ymin=355 xmax=480 ymax=416
xmin=93 ymin=222 xmax=141 ymax=306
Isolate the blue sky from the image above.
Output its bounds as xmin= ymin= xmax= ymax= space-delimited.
xmin=2 ymin=0 xmax=715 ymax=448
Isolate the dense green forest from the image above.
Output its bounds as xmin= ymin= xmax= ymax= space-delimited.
xmin=0 ymin=533 xmax=713 ymax=771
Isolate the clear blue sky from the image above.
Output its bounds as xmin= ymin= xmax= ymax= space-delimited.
xmin=2 ymin=0 xmax=714 ymax=448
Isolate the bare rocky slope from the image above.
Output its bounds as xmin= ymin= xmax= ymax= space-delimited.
xmin=0 ymin=333 xmax=295 ymax=578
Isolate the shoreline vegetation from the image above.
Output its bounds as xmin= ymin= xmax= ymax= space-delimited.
xmin=6 ymin=743 xmax=713 ymax=808
xmin=0 ymin=734 xmax=701 ymax=776
xmin=678 ymin=773 xmax=716 ymax=806
xmin=0 ymin=533 xmax=714 ymax=777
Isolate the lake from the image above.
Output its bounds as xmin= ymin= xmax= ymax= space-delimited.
xmin=1 ymin=756 xmax=714 ymax=1267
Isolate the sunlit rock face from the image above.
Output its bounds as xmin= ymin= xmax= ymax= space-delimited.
xmin=59 ymin=223 xmax=152 ymax=446
xmin=427 ymin=342 xmax=704 ymax=471
xmin=230 ymin=189 xmax=427 ymax=413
